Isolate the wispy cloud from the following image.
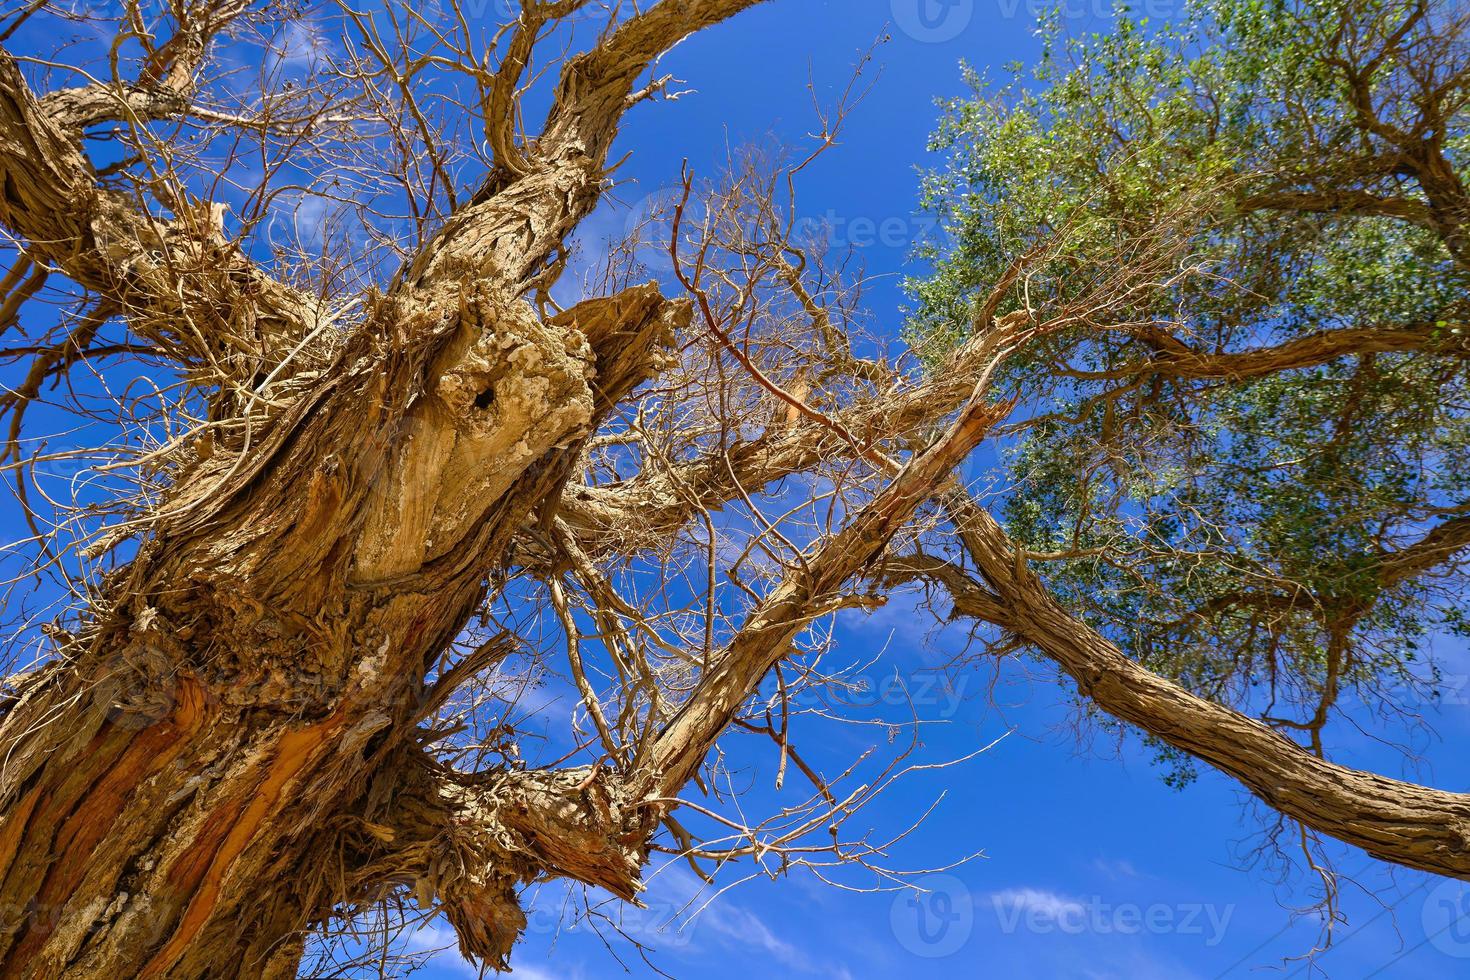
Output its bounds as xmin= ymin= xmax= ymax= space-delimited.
xmin=1075 ymin=949 xmax=1206 ymax=980
xmin=421 ymin=921 xmax=581 ymax=980
xmin=405 ymin=922 xmax=476 ymax=979
xmin=507 ymin=964 xmax=574 ymax=980
xmin=269 ymin=18 xmax=333 ymax=74
xmin=651 ymin=865 xmax=853 ymax=976
xmin=989 ymin=887 xmax=1087 ymax=920
xmin=1091 ymin=857 xmax=1142 ymax=880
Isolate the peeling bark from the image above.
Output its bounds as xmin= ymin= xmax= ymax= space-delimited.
xmin=2 ymin=1 xmax=1469 ymax=976
xmin=0 ymin=2 xmax=759 ymax=975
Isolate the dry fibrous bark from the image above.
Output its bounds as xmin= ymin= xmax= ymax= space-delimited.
xmin=0 ymin=0 xmax=1467 ymax=977
xmin=0 ymin=2 xmax=768 ymax=975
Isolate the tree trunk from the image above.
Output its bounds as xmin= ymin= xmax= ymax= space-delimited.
xmin=0 ymin=5 xmax=765 ymax=972
xmin=0 ymin=280 xmax=677 ymax=976
xmin=0 ymin=660 xmax=658 ymax=977
xmin=1 ymin=668 xmax=383 ymax=978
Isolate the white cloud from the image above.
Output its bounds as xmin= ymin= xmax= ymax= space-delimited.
xmin=647 ymin=864 xmax=851 ymax=976
xmin=1076 ymin=949 xmax=1206 ymax=980
xmin=416 ymin=926 xmax=580 ymax=980
xmin=507 ymin=965 xmax=565 ymax=980
xmin=405 ymin=922 xmax=478 ymax=979
xmin=989 ymin=887 xmax=1086 ymax=920
xmin=698 ymin=899 xmax=810 ymax=969
xmin=271 ymin=19 xmax=332 ymax=73
xmin=1091 ymin=857 xmax=1141 ymax=880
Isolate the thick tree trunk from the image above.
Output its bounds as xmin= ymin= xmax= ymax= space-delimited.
xmin=0 ymin=141 xmax=684 ymax=975
xmin=0 ymin=280 xmax=679 ymax=977
xmin=0 ymin=661 xmax=655 ymax=977
xmin=0 ymin=5 xmax=766 ymax=972
xmin=0 ymin=237 xmax=698 ymax=971
xmin=12 ymin=1 xmax=1468 ymax=973
xmin=0 ymin=668 xmax=385 ymax=978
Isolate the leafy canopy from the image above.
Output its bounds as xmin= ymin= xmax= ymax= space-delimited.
xmin=908 ymin=0 xmax=1470 ymax=766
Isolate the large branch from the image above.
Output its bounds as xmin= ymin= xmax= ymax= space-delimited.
xmin=1120 ymin=320 xmax=1465 ymax=381
xmin=400 ymin=0 xmax=769 ymax=294
xmin=553 ymin=327 xmax=990 ymax=560
xmin=551 ymin=311 xmax=1467 ymax=565
xmin=1241 ymin=188 xmax=1438 ymax=230
xmin=931 ymin=492 xmax=1470 ymax=879
xmin=0 ymin=44 xmax=322 ymax=384
xmin=1377 ymin=511 xmax=1470 ymax=588
xmin=637 ymin=336 xmax=1018 ymax=798
xmin=36 ymin=0 xmax=251 ymax=130
xmin=542 ymin=0 xmax=770 ymax=160
xmin=354 ymin=754 xmax=653 ymax=971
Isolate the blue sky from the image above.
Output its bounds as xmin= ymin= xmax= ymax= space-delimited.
xmin=4 ymin=1 xmax=1470 ymax=977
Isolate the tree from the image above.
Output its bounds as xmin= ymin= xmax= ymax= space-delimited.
xmin=904 ymin=0 xmax=1470 ymax=877
xmin=0 ymin=0 xmax=1464 ymax=977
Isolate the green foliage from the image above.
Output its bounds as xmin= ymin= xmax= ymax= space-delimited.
xmin=909 ymin=0 xmax=1470 ymax=761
